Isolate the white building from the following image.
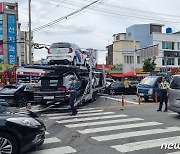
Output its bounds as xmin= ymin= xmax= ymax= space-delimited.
xmin=152 ymin=32 xmax=180 ymax=69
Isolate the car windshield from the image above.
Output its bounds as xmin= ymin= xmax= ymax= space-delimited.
xmin=50 ymin=43 xmax=71 ymax=48
xmin=170 ymin=76 xmax=180 ymax=90
xmin=140 ymin=77 xmax=157 ymax=86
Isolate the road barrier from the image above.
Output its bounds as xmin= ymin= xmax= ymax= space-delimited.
xmin=121 ymin=94 xmax=125 ymax=107
xmin=138 ymin=94 xmax=141 ymax=105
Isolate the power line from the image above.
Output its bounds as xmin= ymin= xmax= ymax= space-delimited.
xmin=32 ymin=0 xmax=68 ymax=24
xmin=32 ymin=0 xmax=100 ymax=32
xmin=59 ymin=1 xmax=180 ymax=24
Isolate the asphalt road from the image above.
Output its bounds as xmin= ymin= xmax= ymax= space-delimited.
xmin=25 ymin=94 xmax=180 ymax=154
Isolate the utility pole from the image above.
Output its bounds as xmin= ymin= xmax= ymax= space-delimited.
xmin=28 ymin=0 xmax=32 ymax=65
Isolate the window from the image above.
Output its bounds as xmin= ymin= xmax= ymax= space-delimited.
xmin=127 ymin=56 xmax=130 ymax=64
xmin=162 ymin=58 xmax=175 ymax=65
xmin=162 ymin=41 xmax=175 ymax=50
xmin=151 ymin=25 xmax=160 ymax=33
xmin=137 ymin=56 xmax=140 ymax=64
xmin=167 ymin=58 xmax=175 ymax=65
xmin=170 ymin=76 xmax=180 ymax=90
xmin=177 ymin=42 xmax=180 ymax=50
xmin=124 ymin=55 xmax=127 ymax=63
xmin=6 ymin=5 xmax=15 ymax=10
xmin=162 ymin=59 xmax=165 ymax=66
xmin=178 ymin=58 xmax=180 ymax=65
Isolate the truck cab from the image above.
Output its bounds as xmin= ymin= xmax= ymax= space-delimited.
xmin=137 ymin=76 xmax=163 ymax=101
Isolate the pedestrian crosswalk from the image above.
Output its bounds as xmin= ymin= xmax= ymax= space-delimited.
xmin=32 ymin=107 xmax=180 ymax=154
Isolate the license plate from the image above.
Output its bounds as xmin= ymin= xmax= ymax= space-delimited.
xmin=44 ymin=96 xmax=54 ymax=99
xmin=139 ymin=93 xmax=144 ymax=96
xmin=0 ymin=99 xmax=5 ymax=102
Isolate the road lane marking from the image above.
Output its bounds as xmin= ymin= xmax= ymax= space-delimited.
xmin=44 ymin=137 xmax=61 ymax=144
xmin=65 ymin=118 xmax=143 ymax=128
xmin=92 ymin=127 xmax=180 ymax=141
xmin=167 ymin=152 xmax=180 ymax=154
xmin=78 ymin=122 xmax=162 ymax=134
xmin=56 ymin=114 xmax=128 ymax=124
xmin=44 ymin=110 xmax=104 ymax=117
xmin=100 ymin=96 xmax=143 ymax=104
xmin=111 ymin=136 xmax=180 ymax=153
xmin=49 ymin=112 xmax=115 ymax=120
xmin=30 ymin=146 xmax=76 ymax=154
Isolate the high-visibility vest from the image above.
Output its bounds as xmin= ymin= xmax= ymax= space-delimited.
xmin=160 ymin=81 xmax=169 ymax=90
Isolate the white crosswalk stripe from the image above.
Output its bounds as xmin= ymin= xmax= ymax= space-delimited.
xmin=92 ymin=127 xmax=180 ymax=141
xmin=78 ymin=122 xmax=162 ymax=134
xmin=166 ymin=151 xmax=180 ymax=154
xmin=44 ymin=109 xmax=104 ymax=117
xmin=56 ymin=114 xmax=128 ymax=124
xmin=65 ymin=117 xmax=143 ymax=128
xmin=44 ymin=137 xmax=61 ymax=144
xmin=49 ymin=112 xmax=115 ymax=120
xmin=111 ymin=136 xmax=180 ymax=153
xmin=30 ymin=146 xmax=76 ymax=154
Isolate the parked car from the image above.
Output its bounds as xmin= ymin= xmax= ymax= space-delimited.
xmin=0 ymin=108 xmax=45 ymax=154
xmin=0 ymin=83 xmax=35 ymax=107
xmin=108 ymin=81 xmax=137 ymax=95
xmin=34 ymin=71 xmax=86 ymax=105
xmin=47 ymin=42 xmax=86 ymax=66
xmin=81 ymin=49 xmax=97 ymax=67
xmin=168 ymin=75 xmax=180 ymax=115
xmin=137 ymin=75 xmax=171 ymax=101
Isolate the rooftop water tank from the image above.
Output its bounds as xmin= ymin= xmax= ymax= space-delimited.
xmin=166 ymin=27 xmax=173 ymax=34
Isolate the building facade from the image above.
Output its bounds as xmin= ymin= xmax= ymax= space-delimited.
xmin=106 ymin=44 xmax=113 ymax=65
xmin=126 ymin=23 xmax=163 ymax=48
xmin=126 ymin=23 xmax=180 ymax=72
xmin=113 ymin=39 xmax=141 ymax=73
xmin=0 ymin=2 xmax=18 ymax=67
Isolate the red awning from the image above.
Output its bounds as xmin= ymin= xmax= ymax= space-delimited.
xmin=111 ymin=73 xmax=124 ymax=77
xmin=123 ymin=72 xmax=134 ymax=77
xmin=111 ymin=72 xmax=135 ymax=78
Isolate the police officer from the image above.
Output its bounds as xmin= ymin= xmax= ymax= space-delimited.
xmin=157 ymin=77 xmax=169 ymax=112
xmin=68 ymin=77 xmax=78 ymax=116
xmin=124 ymin=77 xmax=131 ymax=94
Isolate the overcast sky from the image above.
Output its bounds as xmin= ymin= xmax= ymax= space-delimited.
xmin=5 ymin=0 xmax=180 ymax=63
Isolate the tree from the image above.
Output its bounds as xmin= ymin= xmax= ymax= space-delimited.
xmin=143 ymin=58 xmax=156 ymax=72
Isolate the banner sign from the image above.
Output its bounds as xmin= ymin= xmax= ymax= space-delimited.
xmin=0 ymin=3 xmax=3 ymax=13
xmin=7 ymin=14 xmax=16 ymax=64
xmin=110 ymin=64 xmax=123 ymax=73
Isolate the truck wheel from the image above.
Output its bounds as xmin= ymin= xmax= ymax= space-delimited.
xmin=0 ymin=132 xmax=19 ymax=154
xmin=109 ymin=89 xmax=115 ymax=95
xmin=18 ymin=97 xmax=28 ymax=107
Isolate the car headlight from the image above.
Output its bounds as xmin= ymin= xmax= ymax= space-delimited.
xmin=148 ymin=88 xmax=153 ymax=95
xmin=7 ymin=117 xmax=41 ymax=128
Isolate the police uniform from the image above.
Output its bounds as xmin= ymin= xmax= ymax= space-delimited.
xmin=69 ymin=82 xmax=77 ymax=115
xmin=124 ymin=79 xmax=130 ymax=94
xmin=157 ymin=81 xmax=169 ymax=112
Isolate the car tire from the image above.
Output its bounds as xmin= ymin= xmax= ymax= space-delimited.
xmin=109 ymin=89 xmax=116 ymax=95
xmin=72 ymin=57 xmax=77 ymax=66
xmin=18 ymin=97 xmax=28 ymax=107
xmin=0 ymin=132 xmax=19 ymax=154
